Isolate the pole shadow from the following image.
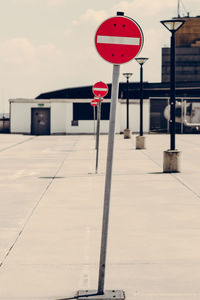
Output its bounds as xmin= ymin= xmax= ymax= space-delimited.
xmin=57 ymin=292 xmax=99 ymax=300
xmin=147 ymin=171 xmax=165 ymax=174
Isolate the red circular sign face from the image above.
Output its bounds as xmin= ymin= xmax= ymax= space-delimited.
xmin=91 ymin=100 xmax=97 ymax=107
xmin=94 ymin=96 xmax=103 ymax=103
xmin=95 ymin=15 xmax=143 ymax=64
xmin=92 ymin=81 xmax=108 ymax=97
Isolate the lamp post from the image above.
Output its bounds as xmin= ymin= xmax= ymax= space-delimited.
xmin=123 ymin=72 xmax=133 ymax=139
xmin=160 ymin=18 xmax=185 ymax=172
xmin=135 ymin=57 xmax=148 ymax=149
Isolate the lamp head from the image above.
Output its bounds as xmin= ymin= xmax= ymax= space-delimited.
xmin=135 ymin=57 xmax=149 ymax=66
xmin=160 ymin=19 xmax=185 ymax=32
xmin=123 ymin=72 xmax=133 ymax=80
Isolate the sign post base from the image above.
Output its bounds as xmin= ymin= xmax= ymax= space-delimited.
xmin=77 ymin=290 xmax=125 ymax=300
xmin=123 ymin=129 xmax=131 ymax=139
xmin=136 ymin=135 xmax=146 ymax=149
xmin=163 ymin=149 xmax=181 ymax=173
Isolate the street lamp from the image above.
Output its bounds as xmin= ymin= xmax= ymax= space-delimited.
xmin=135 ymin=58 xmax=148 ymax=142
xmin=160 ymin=18 xmax=185 ymax=172
xmin=123 ymin=72 xmax=133 ymax=139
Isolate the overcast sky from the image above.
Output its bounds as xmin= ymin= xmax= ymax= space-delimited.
xmin=0 ymin=0 xmax=199 ymax=112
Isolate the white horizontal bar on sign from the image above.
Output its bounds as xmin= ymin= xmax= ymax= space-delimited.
xmin=97 ymin=35 xmax=140 ymax=45
xmin=93 ymin=87 xmax=108 ymax=91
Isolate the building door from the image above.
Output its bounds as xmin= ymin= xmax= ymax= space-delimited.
xmin=31 ymin=108 xmax=50 ymax=135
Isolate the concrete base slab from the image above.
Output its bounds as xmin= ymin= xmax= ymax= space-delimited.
xmin=136 ymin=135 xmax=145 ymax=149
xmin=1 ymin=134 xmax=200 ymax=299
xmin=123 ymin=129 xmax=131 ymax=139
xmin=163 ymin=150 xmax=181 ymax=173
xmin=77 ymin=290 xmax=125 ymax=300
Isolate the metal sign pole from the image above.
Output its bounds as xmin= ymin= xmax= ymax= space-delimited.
xmin=93 ymin=106 xmax=96 ymax=140
xmin=170 ymin=31 xmax=176 ymax=150
xmin=76 ymin=11 xmax=143 ymax=300
xmin=95 ymin=102 xmax=99 ymax=150
xmin=96 ymin=99 xmax=101 ymax=173
xmin=97 ymin=64 xmax=120 ymax=294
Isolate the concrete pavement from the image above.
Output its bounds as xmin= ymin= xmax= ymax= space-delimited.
xmin=0 ymin=134 xmax=200 ymax=299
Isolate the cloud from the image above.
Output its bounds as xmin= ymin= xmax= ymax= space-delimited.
xmin=0 ymin=38 xmax=35 ymax=64
xmin=0 ymin=38 xmax=61 ymax=65
xmin=72 ymin=9 xmax=109 ymax=26
xmin=36 ymin=43 xmax=62 ymax=61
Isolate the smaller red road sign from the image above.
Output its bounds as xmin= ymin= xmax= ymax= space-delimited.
xmin=95 ymin=15 xmax=143 ymax=64
xmin=91 ymin=100 xmax=97 ymax=107
xmin=92 ymin=81 xmax=108 ymax=98
xmin=94 ymin=96 xmax=103 ymax=103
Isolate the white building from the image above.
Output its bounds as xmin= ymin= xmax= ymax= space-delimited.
xmin=9 ymin=98 xmax=150 ymax=135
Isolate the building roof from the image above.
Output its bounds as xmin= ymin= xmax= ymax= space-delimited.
xmin=36 ymin=84 xmax=113 ymax=99
xmin=36 ymin=81 xmax=200 ymax=100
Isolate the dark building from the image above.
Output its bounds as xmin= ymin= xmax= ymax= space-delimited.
xmin=162 ymin=16 xmax=200 ymax=83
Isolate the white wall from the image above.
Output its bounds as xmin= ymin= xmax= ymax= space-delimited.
xmin=51 ymin=102 xmax=66 ymax=134
xmin=10 ymin=99 xmax=150 ymax=134
xmin=10 ymin=102 xmax=51 ymax=134
xmin=119 ymin=100 xmax=150 ymax=133
xmin=11 ymin=103 xmax=31 ymax=133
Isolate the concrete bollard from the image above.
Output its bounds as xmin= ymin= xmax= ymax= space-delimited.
xmin=124 ymin=128 xmax=131 ymax=139
xmin=163 ymin=150 xmax=181 ymax=173
xmin=136 ymin=135 xmax=146 ymax=149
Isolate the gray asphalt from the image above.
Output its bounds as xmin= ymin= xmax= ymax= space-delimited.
xmin=0 ymin=134 xmax=200 ymax=299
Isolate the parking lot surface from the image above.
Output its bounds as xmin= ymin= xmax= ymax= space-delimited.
xmin=0 ymin=134 xmax=200 ymax=300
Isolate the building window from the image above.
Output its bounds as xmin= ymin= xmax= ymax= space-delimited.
xmin=73 ymin=103 xmax=110 ymax=120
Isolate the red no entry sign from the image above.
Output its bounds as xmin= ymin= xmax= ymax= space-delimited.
xmin=92 ymin=81 xmax=108 ymax=98
xmin=95 ymin=15 xmax=143 ymax=64
xmin=91 ymin=99 xmax=97 ymax=107
xmin=94 ymin=96 xmax=103 ymax=103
